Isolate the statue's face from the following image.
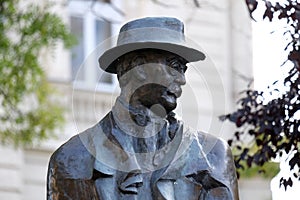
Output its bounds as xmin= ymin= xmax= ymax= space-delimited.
xmin=127 ymin=51 xmax=187 ymax=116
xmin=152 ymin=56 xmax=187 ymax=114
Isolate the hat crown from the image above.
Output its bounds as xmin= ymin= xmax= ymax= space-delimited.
xmin=117 ymin=17 xmax=185 ymax=46
xmin=119 ymin=17 xmax=184 ymax=34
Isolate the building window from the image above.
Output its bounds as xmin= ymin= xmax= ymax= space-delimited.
xmin=95 ymin=20 xmax=113 ymax=85
xmin=70 ymin=16 xmax=84 ymax=82
xmin=69 ymin=1 xmax=119 ymax=91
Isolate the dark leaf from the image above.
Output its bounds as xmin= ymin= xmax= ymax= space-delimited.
xmin=229 ymin=112 xmax=238 ymax=122
xmin=249 ymin=129 xmax=255 ymax=135
xmin=235 ymin=159 xmax=244 ymax=170
xmin=263 ymin=7 xmax=274 ymax=21
xmin=278 ymin=11 xmax=287 ymax=19
xmin=274 ymin=2 xmax=282 ymax=11
xmin=279 ymin=177 xmax=293 ymax=190
xmin=286 ymin=178 xmax=293 ymax=190
xmin=234 ymin=131 xmax=241 ymax=141
xmin=246 ymin=156 xmax=253 ymax=167
xmin=256 ymin=139 xmax=263 ymax=146
xmin=245 ymin=0 xmax=258 ymax=20
xmin=236 ymin=116 xmax=246 ymax=127
xmin=288 ymin=49 xmax=300 ymax=62
xmin=293 ymin=173 xmax=298 ymax=178
xmin=241 ymin=148 xmax=249 ymax=159
xmin=219 ymin=114 xmax=229 ymax=121
xmin=245 ymin=0 xmax=258 ymax=12
xmin=289 ymin=153 xmax=300 ymax=170
xmin=292 ymin=10 xmax=300 ymax=21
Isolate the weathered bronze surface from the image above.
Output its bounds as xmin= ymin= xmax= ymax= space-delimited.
xmin=47 ymin=17 xmax=239 ymax=200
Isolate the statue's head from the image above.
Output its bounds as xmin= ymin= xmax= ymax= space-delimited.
xmin=98 ymin=17 xmax=205 ymax=115
xmin=115 ymin=49 xmax=188 ymax=115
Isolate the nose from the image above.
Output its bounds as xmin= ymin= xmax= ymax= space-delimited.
xmin=175 ymin=73 xmax=186 ymax=85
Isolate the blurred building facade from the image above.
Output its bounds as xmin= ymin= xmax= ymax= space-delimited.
xmin=0 ymin=0 xmax=271 ymax=199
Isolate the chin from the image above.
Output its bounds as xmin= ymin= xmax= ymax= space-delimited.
xmin=161 ymin=100 xmax=177 ymax=114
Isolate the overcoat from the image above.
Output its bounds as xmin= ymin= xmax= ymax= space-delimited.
xmin=47 ymin=112 xmax=239 ymax=200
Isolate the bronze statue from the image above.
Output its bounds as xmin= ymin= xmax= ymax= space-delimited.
xmin=47 ymin=17 xmax=239 ymax=200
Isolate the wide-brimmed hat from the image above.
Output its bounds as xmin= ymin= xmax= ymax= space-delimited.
xmin=98 ymin=17 xmax=205 ymax=74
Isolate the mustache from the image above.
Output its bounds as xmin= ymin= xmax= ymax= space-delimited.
xmin=130 ymin=83 xmax=167 ymax=107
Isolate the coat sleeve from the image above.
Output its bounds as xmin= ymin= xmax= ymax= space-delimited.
xmin=47 ymin=135 xmax=99 ymax=200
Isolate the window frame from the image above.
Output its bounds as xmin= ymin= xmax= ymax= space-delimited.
xmin=68 ymin=1 xmax=122 ymax=93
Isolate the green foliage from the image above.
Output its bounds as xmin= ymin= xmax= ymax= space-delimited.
xmin=232 ymin=146 xmax=280 ymax=179
xmin=0 ymin=0 xmax=75 ymax=147
xmin=238 ymin=161 xmax=280 ymax=179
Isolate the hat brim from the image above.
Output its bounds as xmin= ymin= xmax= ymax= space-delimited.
xmin=98 ymin=42 xmax=206 ymax=74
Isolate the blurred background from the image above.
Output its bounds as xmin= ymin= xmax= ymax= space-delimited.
xmin=0 ymin=0 xmax=287 ymax=199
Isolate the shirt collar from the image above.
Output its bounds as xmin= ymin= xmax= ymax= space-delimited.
xmin=111 ymin=96 xmax=167 ymax=138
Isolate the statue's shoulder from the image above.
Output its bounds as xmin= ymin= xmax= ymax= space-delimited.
xmin=48 ymin=113 xmax=113 ymax=178
xmin=49 ymin=125 xmax=100 ymax=179
xmin=196 ymin=131 xmax=232 ymax=157
xmin=177 ymin=130 xmax=234 ymax=175
xmin=193 ymin=131 xmax=239 ymax=199
xmin=188 ymin=131 xmax=236 ymax=182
